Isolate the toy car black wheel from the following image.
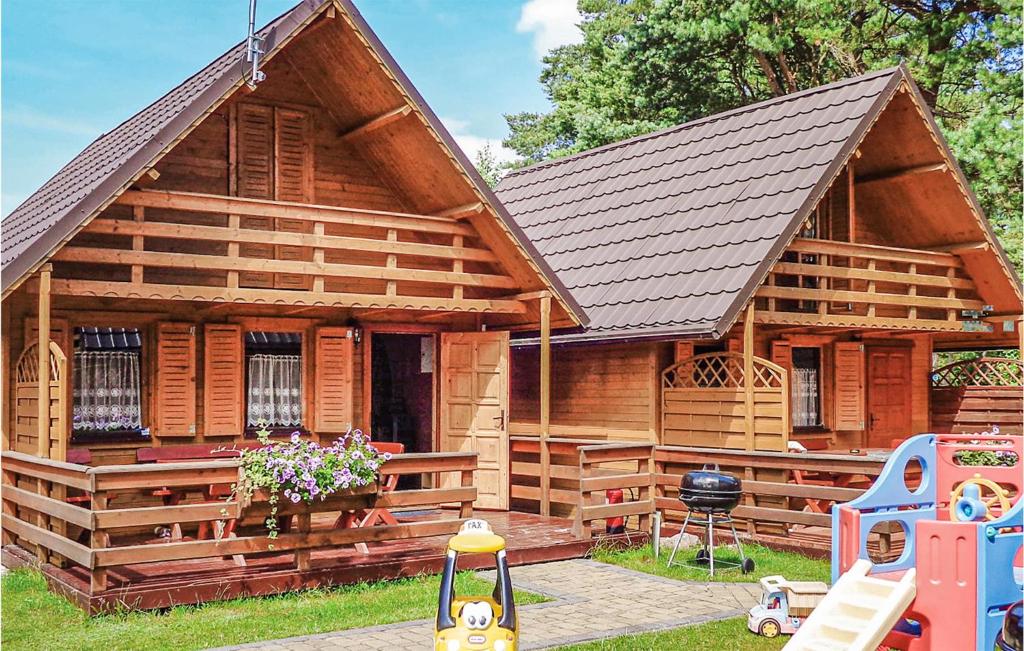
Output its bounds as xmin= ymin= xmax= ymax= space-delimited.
xmin=742 ymin=558 xmax=755 ymax=574
xmin=694 ymin=548 xmax=709 ymax=564
xmin=759 ymin=619 xmax=780 ymax=638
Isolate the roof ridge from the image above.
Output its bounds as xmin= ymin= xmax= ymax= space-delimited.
xmin=501 ymin=66 xmax=903 ymax=183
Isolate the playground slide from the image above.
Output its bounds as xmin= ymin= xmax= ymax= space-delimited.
xmin=784 ymin=559 xmax=916 ymax=651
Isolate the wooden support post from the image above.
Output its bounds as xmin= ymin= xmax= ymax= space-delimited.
xmin=452 ymin=235 xmax=464 ymax=300
xmin=1 ymin=305 xmax=9 ymax=451
xmin=637 ymin=450 xmax=653 ymax=534
xmin=539 ymin=292 xmax=552 ymax=517
xmin=866 ymin=259 xmax=877 ymax=317
xmin=742 ymin=303 xmax=755 ymax=452
xmin=1 ymin=468 xmax=16 ymax=546
xmin=312 ymin=222 xmax=325 ymax=293
xmin=460 ymin=469 xmax=474 ymax=518
xmin=131 ymin=206 xmax=145 ymax=284
xmin=36 ymin=265 xmax=52 ymax=563
xmin=848 ymin=162 xmax=856 ymax=242
xmin=946 ymin=267 xmax=958 ymax=321
xmin=385 ymin=229 xmax=398 ymax=296
xmin=294 ymin=513 xmax=311 ymax=571
xmin=37 ymin=265 xmax=51 ymax=457
xmin=907 ymin=263 xmax=918 ymax=319
xmin=818 ymin=254 xmax=829 ymax=315
xmin=742 ymin=302 xmax=757 ymax=536
xmin=90 ymin=492 xmax=109 ymax=593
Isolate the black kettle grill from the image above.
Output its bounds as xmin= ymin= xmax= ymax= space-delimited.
xmin=667 ymin=465 xmax=754 ymax=576
xmin=679 ymin=469 xmax=743 ymax=513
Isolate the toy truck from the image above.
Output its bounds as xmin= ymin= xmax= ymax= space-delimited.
xmin=747 ymin=575 xmax=828 ymax=638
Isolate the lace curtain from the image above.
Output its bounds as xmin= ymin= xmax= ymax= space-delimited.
xmin=792 ymin=367 xmax=820 ymax=427
xmin=247 ymin=354 xmax=303 ymax=427
xmin=73 ymin=351 xmax=142 ymax=431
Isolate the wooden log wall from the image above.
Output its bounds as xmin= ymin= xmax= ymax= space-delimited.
xmin=510 ymin=341 xmax=670 ymax=443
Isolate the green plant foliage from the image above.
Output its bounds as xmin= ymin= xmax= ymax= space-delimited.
xmin=503 ymin=0 xmax=1022 ymax=273
xmin=233 ymin=424 xmax=388 ymax=537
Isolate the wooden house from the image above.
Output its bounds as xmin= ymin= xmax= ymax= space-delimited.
xmin=0 ymin=0 xmax=605 ymax=611
xmin=498 ymin=65 xmax=1023 ymax=457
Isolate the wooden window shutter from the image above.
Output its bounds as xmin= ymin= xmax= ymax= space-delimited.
xmin=770 ymin=340 xmax=792 ymax=372
xmin=236 ymin=103 xmax=274 ymax=200
xmin=834 ymin=342 xmax=865 ymax=430
xmin=203 ymin=324 xmax=243 ymax=437
xmin=313 ymin=327 xmax=354 ymax=433
xmin=274 ymin=108 xmax=313 ymax=203
xmin=236 ymin=103 xmax=276 ymax=287
xmin=156 ymin=323 xmax=196 ymax=438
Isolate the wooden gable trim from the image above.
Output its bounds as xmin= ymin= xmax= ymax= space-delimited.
xmin=891 ymin=81 xmax=1022 ymax=303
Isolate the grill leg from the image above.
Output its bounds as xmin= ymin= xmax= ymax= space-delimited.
xmin=707 ymin=517 xmax=715 ymax=578
xmin=728 ymin=519 xmax=747 ymax=563
xmin=667 ymin=511 xmax=691 ymax=567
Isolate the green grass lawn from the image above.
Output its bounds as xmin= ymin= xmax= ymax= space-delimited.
xmin=1 ymin=568 xmax=546 ymax=651
xmin=592 ymin=541 xmax=832 ymax=584
xmin=554 ymin=616 xmax=787 ymax=651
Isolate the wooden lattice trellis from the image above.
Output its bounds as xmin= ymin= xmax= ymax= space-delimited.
xmin=660 ymin=352 xmax=790 ymax=452
xmin=13 ymin=341 xmax=67 ymax=459
xmin=662 ymin=352 xmax=786 ymax=390
xmin=930 ymin=357 xmax=1023 ymax=388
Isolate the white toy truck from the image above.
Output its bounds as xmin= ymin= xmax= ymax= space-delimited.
xmin=747 ymin=575 xmax=828 ymax=638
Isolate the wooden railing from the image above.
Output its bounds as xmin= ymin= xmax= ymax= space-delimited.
xmin=755 ymin=238 xmax=983 ymax=331
xmin=654 ymin=445 xmax=885 ymax=550
xmin=49 ymin=188 xmax=525 ymax=314
xmin=573 ymin=442 xmax=655 ymax=539
xmin=511 ymin=437 xmax=891 ymax=549
xmin=1 ymin=450 xmax=477 ymax=595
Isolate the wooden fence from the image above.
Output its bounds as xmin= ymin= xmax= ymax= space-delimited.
xmin=0 ymin=450 xmax=477 ymax=596
xmin=661 ymin=352 xmax=789 ymax=452
xmin=930 ymin=357 xmax=1023 ymax=435
xmin=510 ymin=437 xmax=888 ymax=552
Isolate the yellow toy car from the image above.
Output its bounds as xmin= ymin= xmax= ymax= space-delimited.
xmin=434 ymin=519 xmax=518 ymax=651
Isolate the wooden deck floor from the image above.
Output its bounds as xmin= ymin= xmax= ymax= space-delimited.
xmin=3 ymin=510 xmax=638 ymax=614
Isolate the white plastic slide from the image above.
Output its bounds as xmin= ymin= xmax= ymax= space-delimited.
xmin=784 ymin=559 xmax=917 ymax=651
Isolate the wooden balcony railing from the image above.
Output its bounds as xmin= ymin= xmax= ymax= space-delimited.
xmin=0 ymin=450 xmax=477 ymax=604
xmin=47 ymin=188 xmax=525 ymax=314
xmin=755 ymin=238 xmax=984 ymax=331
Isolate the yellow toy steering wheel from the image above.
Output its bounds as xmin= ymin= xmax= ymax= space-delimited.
xmin=949 ymin=474 xmax=1012 ymax=522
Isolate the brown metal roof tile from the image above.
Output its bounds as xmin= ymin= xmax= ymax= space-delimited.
xmin=498 ymin=67 xmax=904 ymax=342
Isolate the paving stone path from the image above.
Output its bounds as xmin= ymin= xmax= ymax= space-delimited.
xmin=216 ymin=559 xmax=761 ymax=651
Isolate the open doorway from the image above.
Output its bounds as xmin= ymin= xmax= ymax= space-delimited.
xmin=370 ymin=333 xmax=435 ymax=463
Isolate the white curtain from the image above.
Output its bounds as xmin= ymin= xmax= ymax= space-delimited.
xmin=792 ymin=367 xmax=820 ymax=427
xmin=247 ymin=354 xmax=303 ymax=427
xmin=73 ymin=351 xmax=142 ymax=431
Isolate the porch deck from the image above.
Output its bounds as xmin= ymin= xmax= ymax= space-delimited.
xmin=3 ymin=510 xmax=633 ymax=614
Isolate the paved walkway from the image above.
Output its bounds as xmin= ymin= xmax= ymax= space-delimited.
xmin=215 ymin=559 xmax=761 ymax=651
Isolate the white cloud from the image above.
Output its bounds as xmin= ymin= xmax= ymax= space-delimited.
xmin=3 ymin=106 xmax=99 ymax=137
xmin=440 ymin=116 xmax=517 ymax=167
xmin=516 ymin=0 xmax=583 ymax=59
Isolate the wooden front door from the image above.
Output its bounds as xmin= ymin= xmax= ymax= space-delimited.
xmin=866 ymin=346 xmax=912 ymax=448
xmin=440 ymin=331 xmax=509 ymax=510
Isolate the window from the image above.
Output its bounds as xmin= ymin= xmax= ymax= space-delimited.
xmin=792 ymin=347 xmax=822 ymax=428
xmin=245 ymin=331 xmax=303 ymax=430
xmin=72 ymin=327 xmax=144 ymax=439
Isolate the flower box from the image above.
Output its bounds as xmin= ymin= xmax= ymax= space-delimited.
xmin=240 ymin=482 xmax=379 ymax=519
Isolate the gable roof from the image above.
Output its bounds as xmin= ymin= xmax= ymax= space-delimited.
xmin=496 ymin=67 xmax=911 ymax=343
xmin=0 ymin=0 xmax=586 ymax=327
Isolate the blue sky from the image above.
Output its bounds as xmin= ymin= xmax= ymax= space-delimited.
xmin=1 ymin=0 xmax=583 ymax=217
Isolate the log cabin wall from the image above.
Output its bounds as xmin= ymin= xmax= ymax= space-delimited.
xmin=510 ymin=341 xmax=672 ymax=443
xmin=2 ymin=286 xmax=368 ymax=466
